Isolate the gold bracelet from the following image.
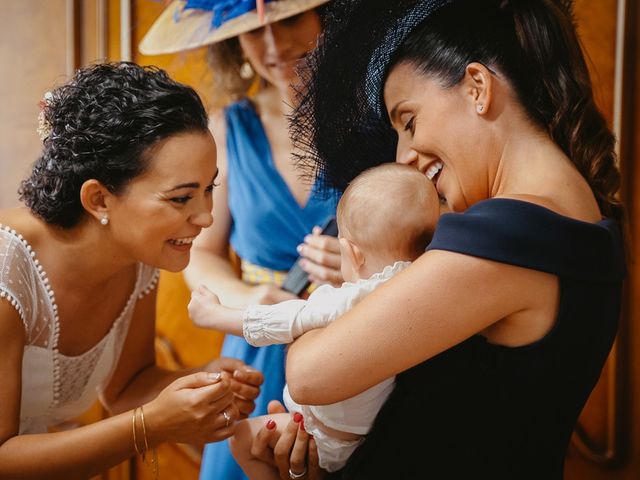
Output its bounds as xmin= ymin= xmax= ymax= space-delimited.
xmin=132 ymin=408 xmax=143 ymax=456
xmin=139 ymin=405 xmax=150 ymax=455
xmin=140 ymin=405 xmax=159 ymax=479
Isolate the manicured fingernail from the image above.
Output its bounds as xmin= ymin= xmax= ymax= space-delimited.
xmin=297 ymin=244 xmax=304 ymax=253
xmin=208 ymin=372 xmax=221 ymax=382
xmin=293 ymin=412 xmax=303 ymax=423
xmin=304 ymin=235 xmax=312 ymax=242
xmin=266 ymin=419 xmax=276 ymax=430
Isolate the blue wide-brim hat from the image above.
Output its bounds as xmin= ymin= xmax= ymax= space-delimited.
xmin=140 ymin=0 xmax=330 ymax=55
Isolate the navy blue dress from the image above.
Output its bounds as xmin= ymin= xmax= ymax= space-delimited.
xmin=334 ymin=198 xmax=625 ymax=480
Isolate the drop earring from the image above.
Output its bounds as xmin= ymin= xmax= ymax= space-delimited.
xmin=100 ymin=214 xmax=109 ymax=226
xmin=239 ymin=60 xmax=254 ymax=80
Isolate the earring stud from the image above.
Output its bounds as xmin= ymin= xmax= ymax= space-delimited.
xmin=239 ymin=61 xmax=254 ymax=80
xmin=477 ymin=104 xmax=484 ymax=113
xmin=100 ymin=215 xmax=109 ymax=226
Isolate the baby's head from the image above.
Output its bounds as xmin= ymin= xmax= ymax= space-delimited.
xmin=337 ymin=163 xmax=440 ymax=282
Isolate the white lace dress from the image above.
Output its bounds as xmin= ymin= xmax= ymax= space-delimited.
xmin=0 ymin=224 xmax=159 ymax=434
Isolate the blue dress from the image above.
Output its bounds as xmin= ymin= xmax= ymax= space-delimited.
xmin=332 ymin=199 xmax=625 ymax=480
xmin=200 ymin=99 xmax=338 ymax=480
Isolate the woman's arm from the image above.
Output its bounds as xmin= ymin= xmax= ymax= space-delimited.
xmin=0 ymin=299 xmax=233 ymax=479
xmin=286 ymin=249 xmax=559 ymax=405
xmin=184 ymin=111 xmax=296 ymax=308
xmin=101 ymin=287 xmax=262 ymax=417
xmin=100 ymin=287 xmax=177 ymax=412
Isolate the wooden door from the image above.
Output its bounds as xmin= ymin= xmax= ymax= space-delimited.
xmin=564 ymin=1 xmax=640 ymax=479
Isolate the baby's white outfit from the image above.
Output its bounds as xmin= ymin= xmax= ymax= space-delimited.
xmin=243 ymin=261 xmax=409 ymax=472
xmin=0 ymin=225 xmax=159 ymax=434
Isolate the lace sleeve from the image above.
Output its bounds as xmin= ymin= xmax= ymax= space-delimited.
xmin=0 ymin=226 xmax=53 ymax=344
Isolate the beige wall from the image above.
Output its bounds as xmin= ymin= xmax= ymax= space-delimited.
xmin=0 ymin=0 xmax=213 ymax=210
xmin=0 ymin=0 xmax=70 ymax=208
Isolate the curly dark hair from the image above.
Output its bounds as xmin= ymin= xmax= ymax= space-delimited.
xmin=19 ymin=62 xmax=209 ymax=228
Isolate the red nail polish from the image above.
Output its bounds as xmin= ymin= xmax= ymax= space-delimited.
xmin=266 ymin=419 xmax=276 ymax=430
xmin=293 ymin=412 xmax=303 ymax=423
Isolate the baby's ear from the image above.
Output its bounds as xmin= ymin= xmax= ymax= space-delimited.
xmin=339 ymin=237 xmax=365 ymax=268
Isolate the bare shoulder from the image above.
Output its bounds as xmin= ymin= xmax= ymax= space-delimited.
xmin=0 ymin=208 xmax=44 ymax=242
xmin=500 ymin=191 xmax=601 ymax=223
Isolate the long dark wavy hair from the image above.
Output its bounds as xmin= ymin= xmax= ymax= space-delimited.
xmin=19 ymin=62 xmax=209 ymax=228
xmin=292 ymin=0 xmax=622 ymax=221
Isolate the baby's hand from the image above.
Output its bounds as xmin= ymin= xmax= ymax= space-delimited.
xmin=189 ymin=285 xmax=244 ymax=336
xmin=189 ymin=285 xmax=223 ymax=328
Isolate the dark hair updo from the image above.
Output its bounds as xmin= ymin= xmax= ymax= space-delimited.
xmin=391 ymin=0 xmax=621 ymax=221
xmin=19 ymin=62 xmax=209 ymax=228
xmin=292 ymin=0 xmax=622 ymax=222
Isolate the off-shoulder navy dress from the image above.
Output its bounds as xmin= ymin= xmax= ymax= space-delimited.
xmin=334 ymin=198 xmax=625 ymax=480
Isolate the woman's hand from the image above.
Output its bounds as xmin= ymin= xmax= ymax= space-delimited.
xmin=205 ymin=357 xmax=264 ymax=419
xmin=251 ymin=401 xmax=325 ymax=480
xmin=298 ymin=227 xmax=343 ymax=287
xmin=144 ymin=371 xmax=238 ymax=445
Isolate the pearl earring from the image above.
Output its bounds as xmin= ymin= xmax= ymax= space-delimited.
xmin=100 ymin=214 xmax=109 ymax=226
xmin=477 ymin=104 xmax=484 ymax=113
xmin=239 ymin=60 xmax=254 ymax=80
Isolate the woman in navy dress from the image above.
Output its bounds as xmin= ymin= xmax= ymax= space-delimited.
xmin=266 ymin=1 xmax=625 ymax=478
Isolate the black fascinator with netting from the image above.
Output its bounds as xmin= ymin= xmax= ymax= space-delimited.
xmin=291 ymin=0 xmax=575 ymax=193
xmin=292 ymin=0 xmax=453 ymax=192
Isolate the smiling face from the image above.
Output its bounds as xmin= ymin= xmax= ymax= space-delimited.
xmin=384 ymin=62 xmax=496 ymax=212
xmin=238 ymin=10 xmax=322 ymax=91
xmin=104 ymin=131 xmax=217 ymax=272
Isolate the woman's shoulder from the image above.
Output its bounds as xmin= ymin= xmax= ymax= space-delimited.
xmin=428 ymin=197 xmax=625 ymax=281
xmin=0 ymin=208 xmax=43 ymax=246
xmin=497 ymin=193 xmax=601 ymax=223
xmin=0 ymin=210 xmax=44 ymax=334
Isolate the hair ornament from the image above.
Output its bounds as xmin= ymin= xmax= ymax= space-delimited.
xmin=37 ymin=91 xmax=54 ymax=142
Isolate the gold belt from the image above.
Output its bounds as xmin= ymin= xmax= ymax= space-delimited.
xmin=240 ymin=259 xmax=287 ymax=287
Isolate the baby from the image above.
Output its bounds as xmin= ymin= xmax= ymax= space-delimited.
xmin=189 ymin=163 xmax=440 ymax=476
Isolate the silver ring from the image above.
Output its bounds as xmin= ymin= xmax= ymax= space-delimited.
xmin=288 ymin=467 xmax=307 ymax=479
xmin=223 ymin=409 xmax=231 ymax=428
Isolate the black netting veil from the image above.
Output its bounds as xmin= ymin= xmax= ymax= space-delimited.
xmin=291 ymin=0 xmax=575 ymax=194
xmin=291 ymin=0 xmax=453 ymax=193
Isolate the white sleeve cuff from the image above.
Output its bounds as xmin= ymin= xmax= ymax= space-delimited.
xmin=242 ymin=300 xmax=307 ymax=347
